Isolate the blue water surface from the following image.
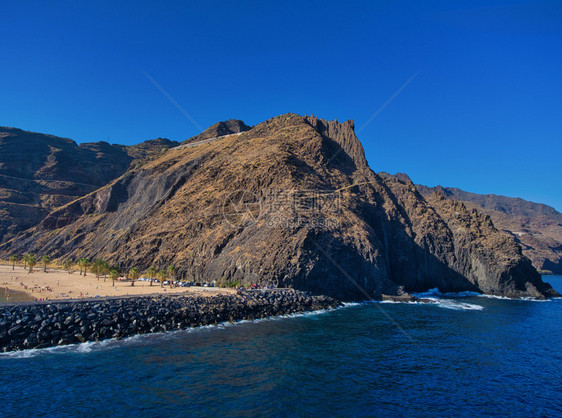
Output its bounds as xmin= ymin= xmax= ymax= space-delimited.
xmin=1 ymin=276 xmax=561 ymax=417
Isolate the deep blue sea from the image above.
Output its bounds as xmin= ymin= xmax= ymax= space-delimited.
xmin=1 ymin=276 xmax=561 ymax=417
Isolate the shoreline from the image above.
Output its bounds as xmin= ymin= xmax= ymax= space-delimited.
xmin=0 ymin=289 xmax=342 ymax=352
xmin=0 ymin=287 xmax=35 ymax=304
xmin=2 ymin=264 xmax=557 ymax=305
xmin=0 ymin=264 xmax=235 ymax=302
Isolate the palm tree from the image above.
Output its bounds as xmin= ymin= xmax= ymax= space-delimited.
xmin=41 ymin=255 xmax=51 ymax=272
xmin=157 ymin=270 xmax=167 ymax=287
xmin=129 ymin=267 xmax=140 ymax=287
xmin=9 ymin=255 xmax=19 ymax=270
xmin=91 ymin=259 xmax=107 ymax=281
xmin=82 ymin=259 xmax=91 ymax=277
xmin=77 ymin=258 xmax=86 ymax=275
xmin=167 ymin=265 xmax=177 ymax=288
xmin=23 ymin=253 xmax=29 ymax=270
xmin=27 ymin=254 xmax=37 ymax=273
xmin=101 ymin=261 xmax=110 ymax=282
xmin=147 ymin=266 xmax=157 ymax=287
xmin=109 ymin=269 xmax=120 ymax=287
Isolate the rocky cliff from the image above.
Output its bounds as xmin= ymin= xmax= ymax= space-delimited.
xmin=1 ymin=115 xmax=557 ymax=299
xmin=416 ymin=185 xmax=562 ymax=274
xmin=0 ymin=127 xmax=180 ymax=243
xmin=0 ymin=127 xmax=130 ymax=242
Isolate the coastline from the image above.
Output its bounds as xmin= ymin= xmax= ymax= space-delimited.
xmin=2 ymin=263 xmax=557 ymax=307
xmin=0 ymin=289 xmax=342 ymax=353
xmin=0 ymin=287 xmax=35 ymax=304
xmin=0 ymin=264 xmax=234 ymax=302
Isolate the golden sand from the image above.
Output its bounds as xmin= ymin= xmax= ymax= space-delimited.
xmin=0 ymin=264 xmax=233 ymax=301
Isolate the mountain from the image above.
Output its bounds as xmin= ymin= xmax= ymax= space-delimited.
xmin=0 ymin=127 xmax=178 ymax=242
xmin=1 ymin=114 xmax=556 ymax=300
xmin=416 ymin=185 xmax=562 ymax=274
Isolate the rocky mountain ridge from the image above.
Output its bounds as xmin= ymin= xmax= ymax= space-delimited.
xmin=416 ymin=184 xmax=562 ymax=274
xmin=0 ymin=127 xmax=133 ymax=242
xmin=0 ymin=123 xmax=242 ymax=242
xmin=1 ymin=114 xmax=557 ymax=300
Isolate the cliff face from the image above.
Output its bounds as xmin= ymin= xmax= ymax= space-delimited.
xmin=417 ymin=185 xmax=562 ymax=274
xmin=0 ymin=127 xmax=130 ymax=242
xmin=0 ymin=127 xmax=178 ymax=242
xmin=1 ymin=115 xmax=557 ymax=299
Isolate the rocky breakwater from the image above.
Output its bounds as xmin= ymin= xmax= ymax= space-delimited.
xmin=0 ymin=289 xmax=341 ymax=353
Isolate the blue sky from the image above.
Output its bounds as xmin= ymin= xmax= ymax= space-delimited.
xmin=1 ymin=1 xmax=561 ymax=210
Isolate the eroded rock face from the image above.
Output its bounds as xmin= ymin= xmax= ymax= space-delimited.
xmin=0 ymin=127 xmax=179 ymax=243
xmin=416 ymin=185 xmax=562 ymax=275
xmin=0 ymin=128 xmax=131 ymax=242
xmin=1 ymin=115 xmax=557 ymax=299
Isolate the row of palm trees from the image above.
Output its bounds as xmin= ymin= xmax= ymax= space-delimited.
xmin=9 ymin=254 xmax=51 ymax=273
xmin=144 ymin=265 xmax=177 ymax=288
xmin=7 ymin=254 xmax=178 ymax=288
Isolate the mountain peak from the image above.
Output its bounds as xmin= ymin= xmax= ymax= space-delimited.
xmin=304 ymin=115 xmax=367 ymax=170
xmin=183 ymin=119 xmax=252 ymax=144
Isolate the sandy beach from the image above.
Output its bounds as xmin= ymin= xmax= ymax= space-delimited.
xmin=0 ymin=264 xmax=233 ymax=302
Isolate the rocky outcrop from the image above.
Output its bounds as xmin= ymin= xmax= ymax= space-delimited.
xmin=0 ymin=290 xmax=341 ymax=352
xmin=182 ymin=119 xmax=252 ymax=144
xmin=416 ymin=184 xmax=562 ymax=274
xmin=305 ymin=116 xmax=368 ymax=171
xmin=1 ymin=114 xmax=557 ymax=300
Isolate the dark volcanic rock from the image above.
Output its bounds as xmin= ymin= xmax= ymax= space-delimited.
xmin=1 ymin=114 xmax=557 ymax=299
xmin=0 ymin=290 xmax=341 ymax=352
xmin=416 ymin=184 xmax=562 ymax=275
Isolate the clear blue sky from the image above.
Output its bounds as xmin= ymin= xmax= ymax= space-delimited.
xmin=2 ymin=1 xmax=561 ymax=210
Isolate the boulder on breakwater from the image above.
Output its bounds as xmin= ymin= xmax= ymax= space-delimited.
xmin=0 ymin=289 xmax=342 ymax=353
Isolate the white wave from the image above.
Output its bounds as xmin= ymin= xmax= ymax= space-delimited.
xmin=420 ymin=297 xmax=484 ymax=311
xmin=380 ymin=300 xmax=425 ymax=305
xmin=0 ymin=334 xmax=151 ymax=359
xmin=377 ymin=296 xmax=483 ymax=310
xmin=342 ymin=302 xmax=362 ymax=307
xmin=0 ymin=348 xmax=45 ymax=359
xmin=478 ymin=294 xmax=552 ymax=302
xmin=477 ymin=294 xmax=511 ymax=300
xmin=519 ymin=297 xmax=550 ymax=302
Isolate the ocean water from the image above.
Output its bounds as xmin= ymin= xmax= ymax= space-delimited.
xmin=1 ymin=276 xmax=561 ymax=417
xmin=0 ymin=288 xmax=35 ymax=303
